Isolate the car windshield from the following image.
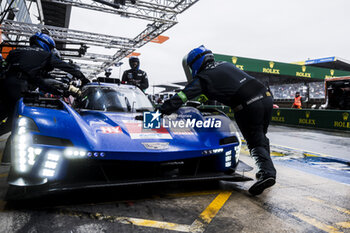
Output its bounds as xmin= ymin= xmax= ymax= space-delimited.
xmin=76 ymin=85 xmax=154 ymax=112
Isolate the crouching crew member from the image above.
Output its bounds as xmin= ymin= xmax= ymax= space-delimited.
xmin=160 ymin=45 xmax=276 ymax=196
xmin=122 ymin=56 xmax=149 ymax=91
xmin=0 ymin=32 xmax=89 ymax=136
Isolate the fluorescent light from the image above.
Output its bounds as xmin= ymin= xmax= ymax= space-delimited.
xmin=225 ymin=162 xmax=231 ymax=167
xmin=225 ymin=150 xmax=232 ymax=156
xmin=225 ymin=156 xmax=231 ymax=162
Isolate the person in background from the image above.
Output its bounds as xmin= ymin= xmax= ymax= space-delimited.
xmin=122 ymin=56 xmax=149 ymax=91
xmin=160 ymin=45 xmax=276 ymax=196
xmin=291 ymin=91 xmax=302 ymax=109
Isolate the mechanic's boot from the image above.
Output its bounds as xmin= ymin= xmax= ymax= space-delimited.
xmin=249 ymin=176 xmax=276 ymax=196
xmin=249 ymin=147 xmax=276 ymax=195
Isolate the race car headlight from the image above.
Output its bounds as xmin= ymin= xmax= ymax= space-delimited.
xmin=234 ymin=144 xmax=241 ymax=163
xmin=64 ymin=148 xmax=87 ymax=159
xmin=16 ymin=116 xmax=39 ymax=135
xmin=41 ymin=151 xmax=61 ymax=178
xmin=202 ymin=148 xmax=224 ymax=155
xmin=225 ymin=150 xmax=232 ymax=167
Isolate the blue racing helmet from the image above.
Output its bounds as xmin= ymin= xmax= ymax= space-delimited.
xmin=186 ymin=45 xmax=214 ymax=77
xmin=29 ymin=32 xmax=56 ymax=52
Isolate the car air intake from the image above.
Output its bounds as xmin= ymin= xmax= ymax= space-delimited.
xmin=33 ymin=135 xmax=74 ymax=147
xmin=219 ymin=136 xmax=239 ymax=145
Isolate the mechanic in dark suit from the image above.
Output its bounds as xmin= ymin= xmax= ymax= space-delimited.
xmin=122 ymin=56 xmax=149 ymax=91
xmin=0 ymin=32 xmax=89 ymax=136
xmin=160 ymin=45 xmax=276 ymax=196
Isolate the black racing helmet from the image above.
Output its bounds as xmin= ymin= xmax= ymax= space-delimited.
xmin=129 ymin=56 xmax=140 ymax=70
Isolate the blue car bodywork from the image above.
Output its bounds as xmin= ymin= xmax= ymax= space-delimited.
xmin=6 ymin=83 xmax=245 ymax=195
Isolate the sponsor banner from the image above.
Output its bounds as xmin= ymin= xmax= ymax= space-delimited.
xmin=200 ymin=105 xmax=350 ymax=132
xmin=271 ymin=108 xmax=350 ymax=131
xmin=215 ymin=54 xmax=350 ymax=80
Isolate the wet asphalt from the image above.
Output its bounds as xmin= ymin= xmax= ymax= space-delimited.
xmin=0 ymin=125 xmax=349 ymax=233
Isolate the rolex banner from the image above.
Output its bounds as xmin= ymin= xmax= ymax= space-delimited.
xmin=271 ymin=109 xmax=350 ymax=132
xmin=214 ymin=54 xmax=350 ymax=80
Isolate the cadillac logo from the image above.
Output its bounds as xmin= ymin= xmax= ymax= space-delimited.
xmin=142 ymin=142 xmax=169 ymax=150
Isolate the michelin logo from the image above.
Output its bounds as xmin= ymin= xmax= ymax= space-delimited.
xmin=143 ymin=110 xmax=162 ymax=129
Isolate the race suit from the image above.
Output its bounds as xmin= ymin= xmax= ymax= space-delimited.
xmin=122 ymin=69 xmax=149 ymax=90
xmin=160 ymin=61 xmax=276 ymax=179
xmin=0 ymin=46 xmax=88 ymax=135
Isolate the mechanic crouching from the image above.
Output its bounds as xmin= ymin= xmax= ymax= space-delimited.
xmin=0 ymin=32 xmax=89 ymax=136
xmin=159 ymin=45 xmax=276 ymax=196
xmin=122 ymin=56 xmax=149 ymax=91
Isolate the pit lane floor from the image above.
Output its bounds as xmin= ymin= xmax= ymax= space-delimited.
xmin=0 ymin=126 xmax=349 ymax=233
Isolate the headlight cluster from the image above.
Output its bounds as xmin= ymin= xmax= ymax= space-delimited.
xmin=41 ymin=151 xmax=60 ymax=177
xmin=234 ymin=144 xmax=241 ymax=163
xmin=202 ymin=148 xmax=224 ymax=155
xmin=225 ymin=150 xmax=232 ymax=167
xmin=64 ymin=148 xmax=87 ymax=159
xmin=14 ymin=117 xmax=40 ymax=173
xmin=64 ymin=149 xmax=105 ymax=158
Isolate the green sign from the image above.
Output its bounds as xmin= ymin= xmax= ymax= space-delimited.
xmin=214 ymin=54 xmax=350 ymax=80
xmin=271 ymin=108 xmax=350 ymax=131
xmin=200 ymin=105 xmax=350 ymax=132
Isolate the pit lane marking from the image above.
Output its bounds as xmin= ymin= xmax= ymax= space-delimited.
xmin=292 ymin=212 xmax=342 ymax=233
xmin=167 ymin=190 xmax=220 ymax=198
xmin=307 ymin=197 xmax=350 ymax=216
xmin=59 ymin=191 xmax=232 ymax=233
xmin=0 ymin=173 xmax=8 ymax=179
xmin=336 ymin=222 xmax=350 ymax=229
xmin=189 ymin=191 xmax=232 ymax=233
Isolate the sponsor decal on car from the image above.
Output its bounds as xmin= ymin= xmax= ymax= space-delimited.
xmin=124 ymin=120 xmax=172 ymax=139
xmin=100 ymin=126 xmax=122 ymax=134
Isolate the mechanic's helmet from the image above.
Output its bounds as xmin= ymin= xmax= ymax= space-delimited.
xmin=129 ymin=56 xmax=140 ymax=70
xmin=296 ymin=91 xmax=300 ymax=97
xmin=186 ymin=45 xmax=214 ymax=77
xmin=29 ymin=32 xmax=56 ymax=52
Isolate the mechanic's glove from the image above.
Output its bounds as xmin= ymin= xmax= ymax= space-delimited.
xmin=68 ymin=85 xmax=82 ymax=96
xmin=158 ymin=101 xmax=175 ymax=116
xmin=81 ymin=77 xmax=90 ymax=86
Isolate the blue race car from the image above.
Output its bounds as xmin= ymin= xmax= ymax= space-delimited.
xmin=4 ymin=81 xmax=249 ymax=198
